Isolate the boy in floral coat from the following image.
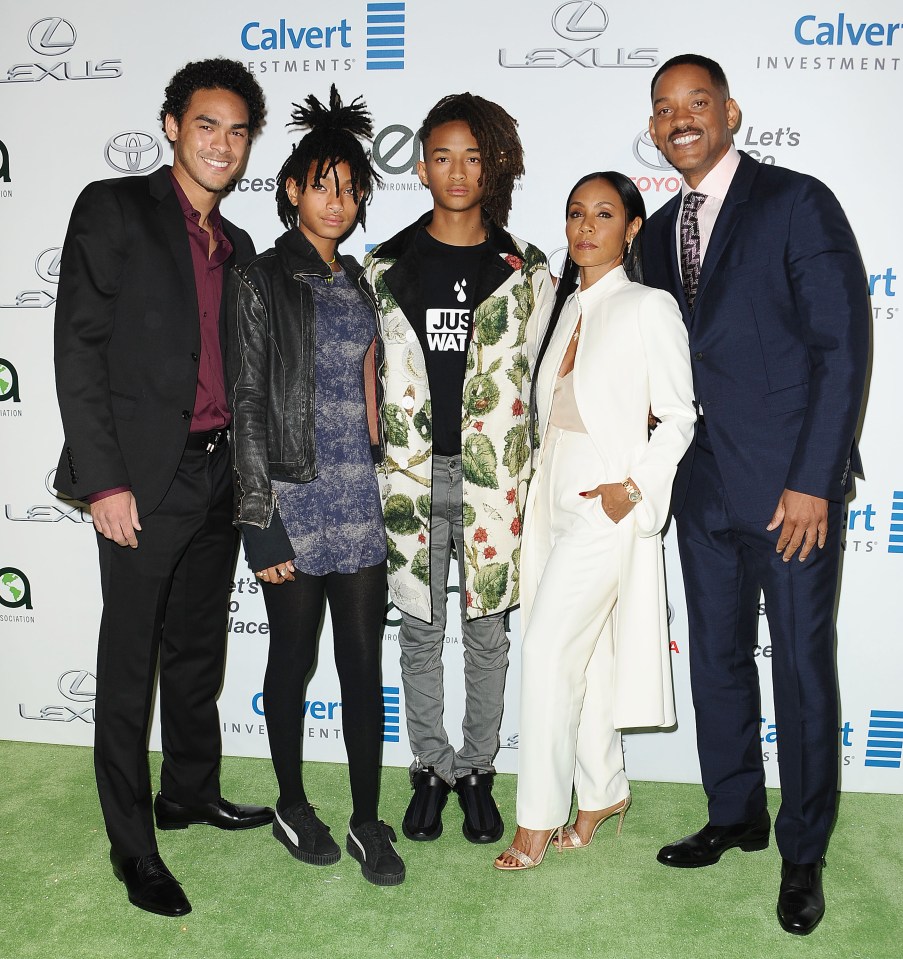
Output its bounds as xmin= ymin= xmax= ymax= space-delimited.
xmin=364 ymin=93 xmax=551 ymax=844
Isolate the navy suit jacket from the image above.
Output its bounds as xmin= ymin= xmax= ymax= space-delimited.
xmin=643 ymin=152 xmax=869 ymax=521
xmin=54 ymin=166 xmax=254 ymax=516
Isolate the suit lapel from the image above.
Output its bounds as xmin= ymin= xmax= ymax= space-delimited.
xmin=149 ymin=168 xmax=198 ymax=323
xmin=694 ymin=153 xmax=758 ymax=312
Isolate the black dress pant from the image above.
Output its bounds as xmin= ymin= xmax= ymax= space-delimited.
xmin=93 ymin=443 xmax=236 ymax=856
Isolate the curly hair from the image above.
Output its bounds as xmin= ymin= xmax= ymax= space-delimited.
xmin=159 ymin=58 xmax=267 ymax=140
xmin=275 ymin=84 xmax=380 ymax=231
xmin=418 ymin=93 xmax=525 ymax=229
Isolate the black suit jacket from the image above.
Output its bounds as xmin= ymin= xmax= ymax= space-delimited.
xmin=54 ymin=166 xmax=254 ymax=516
xmin=643 ymin=153 xmax=869 ymax=520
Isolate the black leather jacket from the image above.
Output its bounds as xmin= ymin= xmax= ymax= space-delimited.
xmin=225 ymin=227 xmax=383 ymax=570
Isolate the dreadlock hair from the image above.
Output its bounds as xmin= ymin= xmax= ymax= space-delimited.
xmin=275 ymin=84 xmax=380 ymax=231
xmin=418 ymin=93 xmax=525 ymax=229
xmin=159 ymin=58 xmax=266 ymax=140
xmin=529 ymin=172 xmax=647 ymax=440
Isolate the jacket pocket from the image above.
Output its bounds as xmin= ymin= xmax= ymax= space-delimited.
xmin=110 ymin=390 xmax=137 ymax=421
xmin=763 ymin=382 xmax=808 ymax=416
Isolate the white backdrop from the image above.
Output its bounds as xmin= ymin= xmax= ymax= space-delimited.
xmin=1 ymin=0 xmax=900 ymax=795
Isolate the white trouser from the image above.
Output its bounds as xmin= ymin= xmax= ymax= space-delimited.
xmin=516 ymin=426 xmax=630 ymax=829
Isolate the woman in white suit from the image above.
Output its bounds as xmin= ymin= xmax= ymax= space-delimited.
xmin=495 ymin=172 xmax=696 ymax=870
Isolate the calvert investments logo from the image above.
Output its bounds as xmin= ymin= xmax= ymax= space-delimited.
xmin=366 ymin=3 xmax=406 ymax=71
xmin=0 ymin=17 xmax=122 ymax=84
xmin=864 ymin=710 xmax=903 ymax=769
xmin=794 ymin=14 xmax=902 ymax=46
xmin=239 ymin=11 xmax=354 ymax=75
xmin=383 ymin=685 xmax=400 ymax=742
xmin=0 ymin=567 xmax=32 ymax=609
xmin=104 ymin=131 xmax=163 ymax=175
xmin=888 ymin=491 xmax=903 ymax=555
xmin=0 ymin=358 xmax=21 ymax=404
xmin=499 ymin=1 xmax=658 ymax=69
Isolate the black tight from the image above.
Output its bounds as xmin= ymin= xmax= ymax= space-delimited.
xmin=260 ymin=560 xmax=386 ymax=824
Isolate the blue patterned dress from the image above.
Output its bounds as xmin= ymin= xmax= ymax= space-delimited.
xmin=272 ymin=269 xmax=386 ymax=575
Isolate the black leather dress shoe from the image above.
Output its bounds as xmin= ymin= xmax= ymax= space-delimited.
xmin=777 ymin=859 xmax=825 ymax=935
xmin=110 ymin=849 xmax=191 ymax=917
xmin=656 ymin=810 xmax=771 ymax=867
xmin=154 ymin=793 xmax=274 ymax=831
xmin=402 ymin=767 xmax=450 ymax=841
xmin=455 ymin=769 xmax=504 ymax=844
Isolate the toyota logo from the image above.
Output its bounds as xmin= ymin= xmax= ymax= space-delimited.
xmin=552 ymin=1 xmax=609 ymax=41
xmin=35 ymin=247 xmax=62 ymax=284
xmin=28 ymin=17 xmax=77 ymax=56
xmin=104 ymin=132 xmax=163 ymax=175
xmin=632 ymin=129 xmax=675 ymax=171
xmin=58 ymin=670 xmax=97 ymax=702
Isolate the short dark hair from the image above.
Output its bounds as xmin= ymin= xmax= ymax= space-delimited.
xmin=159 ymin=58 xmax=266 ymax=140
xmin=418 ymin=93 xmax=524 ymax=229
xmin=530 ymin=172 xmax=647 ymax=436
xmin=276 ymin=85 xmax=380 ymax=231
xmin=650 ymin=54 xmax=730 ymax=101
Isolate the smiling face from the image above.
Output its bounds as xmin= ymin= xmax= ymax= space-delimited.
xmin=649 ymin=64 xmax=739 ymax=188
xmin=165 ymin=87 xmax=250 ymax=209
xmin=417 ymin=119 xmax=487 ymax=217
xmin=565 ymin=176 xmax=642 ymax=289
xmin=287 ymin=160 xmax=362 ymax=262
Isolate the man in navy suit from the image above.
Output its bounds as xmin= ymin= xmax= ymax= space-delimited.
xmin=642 ymin=54 xmax=869 ymax=935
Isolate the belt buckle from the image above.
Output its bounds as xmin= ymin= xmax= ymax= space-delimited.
xmin=206 ymin=429 xmax=224 ymax=454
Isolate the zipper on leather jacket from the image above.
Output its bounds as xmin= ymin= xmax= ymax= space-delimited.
xmin=357 ymin=270 xmax=388 ymax=472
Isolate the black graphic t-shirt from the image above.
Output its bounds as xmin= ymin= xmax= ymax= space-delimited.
xmin=414 ymin=229 xmax=487 ymax=455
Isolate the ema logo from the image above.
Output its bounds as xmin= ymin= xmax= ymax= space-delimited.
xmin=0 ymin=567 xmax=32 ymax=609
xmin=795 ymin=14 xmax=902 ymax=46
xmin=0 ymin=358 xmax=20 ymax=403
xmin=366 ymin=3 xmax=406 ymax=71
xmin=0 ymin=137 xmax=10 ymax=182
xmin=104 ymin=131 xmax=163 ymax=175
xmin=383 ymin=685 xmax=400 ymax=743
xmin=864 ymin=710 xmax=903 ymax=769
xmin=888 ymin=491 xmax=903 ymax=554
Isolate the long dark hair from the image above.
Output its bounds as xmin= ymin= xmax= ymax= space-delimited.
xmin=529 ymin=171 xmax=647 ymax=438
xmin=275 ymin=84 xmax=381 ymax=230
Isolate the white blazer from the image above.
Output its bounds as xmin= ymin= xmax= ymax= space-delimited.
xmin=526 ymin=265 xmax=696 ymax=728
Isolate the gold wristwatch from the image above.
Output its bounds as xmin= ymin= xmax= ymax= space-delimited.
xmin=622 ymin=479 xmax=642 ymax=503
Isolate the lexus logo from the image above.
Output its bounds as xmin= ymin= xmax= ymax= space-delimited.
xmin=552 ymin=1 xmax=609 ymax=41
xmin=28 ymin=17 xmax=78 ymax=56
xmin=35 ymin=247 xmax=61 ymax=284
xmin=58 ymin=670 xmax=96 ymax=702
xmin=632 ymin=129 xmax=674 ymax=171
xmin=104 ymin=132 xmax=163 ymax=175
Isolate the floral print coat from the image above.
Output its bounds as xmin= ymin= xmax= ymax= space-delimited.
xmin=364 ymin=214 xmax=551 ymax=622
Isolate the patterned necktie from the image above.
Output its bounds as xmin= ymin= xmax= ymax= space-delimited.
xmin=680 ymin=191 xmax=706 ymax=309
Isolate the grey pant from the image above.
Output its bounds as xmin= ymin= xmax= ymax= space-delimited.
xmin=398 ymin=453 xmax=510 ymax=785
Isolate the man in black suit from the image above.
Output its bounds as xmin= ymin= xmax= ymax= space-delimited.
xmin=54 ymin=59 xmax=273 ymax=917
xmin=642 ymin=54 xmax=869 ymax=935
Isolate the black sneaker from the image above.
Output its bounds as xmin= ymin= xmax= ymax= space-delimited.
xmin=402 ymin=767 xmax=450 ymax=841
xmin=346 ymin=820 xmax=406 ymax=886
xmin=272 ymin=799 xmax=340 ymax=866
xmin=455 ymin=769 xmax=504 ymax=844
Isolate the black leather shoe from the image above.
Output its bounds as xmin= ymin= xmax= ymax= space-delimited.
xmin=777 ymin=859 xmax=825 ymax=935
xmin=154 ymin=793 xmax=274 ymax=831
xmin=110 ymin=849 xmax=191 ymax=917
xmin=656 ymin=810 xmax=770 ymax=867
xmin=402 ymin=767 xmax=450 ymax=841
xmin=455 ymin=769 xmax=504 ymax=844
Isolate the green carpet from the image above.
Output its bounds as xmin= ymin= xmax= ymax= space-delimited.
xmin=1 ymin=741 xmax=899 ymax=959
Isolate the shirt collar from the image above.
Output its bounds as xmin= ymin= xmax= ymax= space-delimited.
xmin=681 ymin=144 xmax=741 ymax=202
xmin=169 ymin=168 xmax=226 ymax=239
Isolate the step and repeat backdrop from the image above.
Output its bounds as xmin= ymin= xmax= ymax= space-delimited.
xmin=1 ymin=1 xmax=900 ymax=794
